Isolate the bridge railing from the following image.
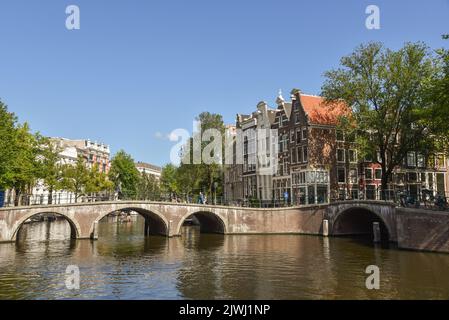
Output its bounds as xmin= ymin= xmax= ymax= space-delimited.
xmin=2 ymin=190 xmax=449 ymax=212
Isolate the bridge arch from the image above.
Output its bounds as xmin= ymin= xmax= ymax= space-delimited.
xmin=331 ymin=206 xmax=391 ymax=241
xmin=12 ymin=211 xmax=81 ymax=241
xmin=177 ymin=210 xmax=227 ymax=235
xmin=91 ymin=206 xmax=169 ymax=237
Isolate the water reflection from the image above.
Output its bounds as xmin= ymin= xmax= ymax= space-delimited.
xmin=0 ymin=215 xmax=449 ymax=299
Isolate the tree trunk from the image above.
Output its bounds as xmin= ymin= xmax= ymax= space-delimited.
xmin=48 ymin=187 xmax=53 ymax=205
xmin=14 ymin=187 xmax=20 ymax=207
xmin=381 ymin=164 xmax=389 ymax=200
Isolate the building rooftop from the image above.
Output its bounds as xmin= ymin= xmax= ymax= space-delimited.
xmin=299 ymin=94 xmax=350 ymax=126
xmin=135 ymin=162 xmax=162 ymax=172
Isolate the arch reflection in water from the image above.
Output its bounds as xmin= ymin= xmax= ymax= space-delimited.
xmin=97 ymin=208 xmax=169 ymax=237
xmin=181 ymin=211 xmax=226 ymax=234
xmin=2 ymin=214 xmax=449 ymax=299
xmin=15 ymin=212 xmax=78 ymax=241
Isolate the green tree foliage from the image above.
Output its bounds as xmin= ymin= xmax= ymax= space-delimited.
xmin=9 ymin=123 xmax=40 ymax=206
xmin=35 ymin=136 xmax=64 ymax=204
xmin=108 ymin=150 xmax=140 ymax=199
xmin=321 ymin=42 xmax=437 ymax=196
xmin=0 ymin=100 xmax=18 ymax=190
xmin=423 ymin=36 xmax=449 ymax=153
xmin=137 ymin=173 xmax=160 ymax=201
xmin=60 ymin=156 xmax=90 ymax=203
xmin=86 ymin=163 xmax=114 ymax=195
xmin=176 ymin=112 xmax=225 ymax=202
xmin=160 ymin=163 xmax=179 ymax=199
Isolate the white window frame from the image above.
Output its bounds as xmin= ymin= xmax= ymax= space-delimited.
xmin=302 ymin=127 xmax=307 ymax=140
xmin=365 ymin=168 xmax=373 ymax=180
xmin=348 ymin=149 xmax=357 ymax=163
xmin=337 ymin=167 xmax=346 ymax=184
xmin=374 ymin=168 xmax=382 ymax=180
xmin=302 ymin=146 xmax=308 ymax=163
xmin=349 ymin=168 xmax=358 ymax=184
xmin=337 ymin=149 xmax=345 ymax=163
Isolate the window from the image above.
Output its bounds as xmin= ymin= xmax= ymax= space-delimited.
xmin=365 ymin=168 xmax=373 ymax=180
xmin=417 ymin=154 xmax=425 ymax=168
xmin=407 ymin=172 xmax=417 ymax=182
xmin=281 ymin=115 xmax=288 ymax=127
xmin=290 ymin=130 xmax=295 ymax=143
xmin=348 ymin=150 xmax=357 ymax=163
xmin=337 ymin=149 xmax=345 ymax=163
xmin=284 ymin=159 xmax=290 ymax=175
xmin=296 ymin=129 xmax=301 ymax=144
xmin=395 ymin=173 xmax=405 ymax=184
xmin=302 ymin=128 xmax=308 ymax=140
xmin=302 ymin=146 xmax=308 ymax=162
xmin=294 ymin=113 xmax=300 ymax=124
xmin=297 ymin=147 xmax=302 ymax=163
xmin=337 ymin=167 xmax=346 ymax=183
xmin=336 ymin=130 xmax=344 ymax=141
xmin=407 ymin=152 xmax=416 ymax=167
xmin=366 ymin=185 xmax=376 ymax=200
xmin=291 ymin=148 xmax=296 ymax=164
xmin=375 ymin=168 xmax=382 ymax=180
xmin=349 ymin=168 xmax=358 ymax=184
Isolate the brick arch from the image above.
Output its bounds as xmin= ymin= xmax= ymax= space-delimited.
xmin=90 ymin=205 xmax=170 ymax=237
xmin=11 ymin=210 xmax=81 ymax=241
xmin=331 ymin=205 xmax=392 ymax=240
xmin=176 ymin=209 xmax=227 ymax=235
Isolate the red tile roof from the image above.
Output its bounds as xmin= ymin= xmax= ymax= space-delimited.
xmin=299 ymin=94 xmax=351 ymax=125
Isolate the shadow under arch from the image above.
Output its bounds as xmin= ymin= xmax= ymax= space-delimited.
xmin=178 ymin=211 xmax=227 ymax=235
xmin=12 ymin=211 xmax=80 ymax=241
xmin=93 ymin=207 xmax=169 ymax=237
xmin=332 ymin=206 xmax=390 ymax=241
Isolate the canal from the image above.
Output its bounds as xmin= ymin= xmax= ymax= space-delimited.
xmin=0 ymin=214 xmax=449 ymax=299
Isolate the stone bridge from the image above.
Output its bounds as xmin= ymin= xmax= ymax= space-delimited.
xmin=0 ymin=200 xmax=399 ymax=243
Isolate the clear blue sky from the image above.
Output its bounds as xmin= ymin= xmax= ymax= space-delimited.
xmin=0 ymin=0 xmax=448 ymax=166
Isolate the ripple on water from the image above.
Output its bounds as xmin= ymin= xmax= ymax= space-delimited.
xmin=1 ymin=218 xmax=449 ymax=299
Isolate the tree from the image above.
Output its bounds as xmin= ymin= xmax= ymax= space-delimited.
xmin=0 ymin=100 xmax=18 ymax=191
xmin=8 ymin=123 xmax=40 ymax=206
xmin=137 ymin=173 xmax=160 ymax=201
xmin=423 ymin=36 xmax=449 ymax=153
xmin=108 ymin=150 xmax=140 ymax=200
xmin=177 ymin=112 xmax=225 ymax=202
xmin=321 ymin=42 xmax=437 ymax=198
xmin=60 ymin=156 xmax=90 ymax=203
xmin=86 ymin=163 xmax=114 ymax=196
xmin=35 ymin=136 xmax=64 ymax=204
xmin=160 ymin=163 xmax=179 ymax=200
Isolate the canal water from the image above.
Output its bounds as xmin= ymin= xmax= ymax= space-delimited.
xmin=0 ymin=215 xmax=449 ymax=299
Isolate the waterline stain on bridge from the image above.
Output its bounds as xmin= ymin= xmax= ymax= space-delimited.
xmin=1 ymin=201 xmax=449 ymax=253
